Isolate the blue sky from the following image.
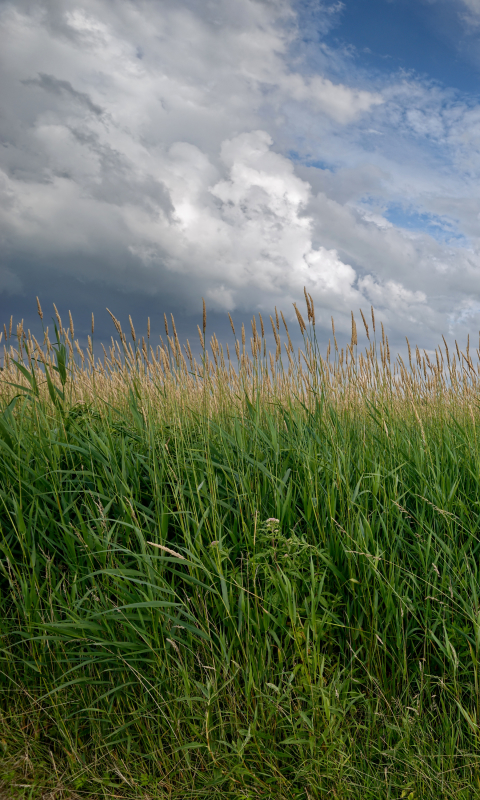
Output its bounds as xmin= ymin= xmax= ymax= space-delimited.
xmin=1 ymin=0 xmax=480 ymax=349
xmin=319 ymin=0 xmax=480 ymax=90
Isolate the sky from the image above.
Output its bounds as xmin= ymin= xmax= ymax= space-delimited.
xmin=1 ymin=0 xmax=480 ymax=352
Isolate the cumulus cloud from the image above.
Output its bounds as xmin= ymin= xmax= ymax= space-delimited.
xmin=1 ymin=0 xmax=480 ymax=348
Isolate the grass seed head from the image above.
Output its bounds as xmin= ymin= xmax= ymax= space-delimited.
xmin=129 ymin=315 xmax=136 ymax=343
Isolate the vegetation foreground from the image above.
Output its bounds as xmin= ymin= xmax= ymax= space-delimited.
xmin=2 ymin=297 xmax=480 ymax=797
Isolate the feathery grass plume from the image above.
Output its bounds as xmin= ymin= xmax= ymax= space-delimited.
xmin=280 ymin=311 xmax=294 ymax=353
xmin=371 ymin=304 xmax=376 ymax=333
xmin=69 ymin=310 xmax=74 ymax=339
xmin=147 ymin=542 xmax=185 ymax=559
xmin=147 ymin=317 xmax=150 ymax=340
xmin=3 ymin=324 xmax=7 ymax=342
xmin=258 ymin=312 xmax=265 ymax=338
xmin=241 ymin=323 xmax=246 ymax=348
xmin=164 ymin=313 xmax=169 ymax=337
xmin=129 ymin=315 xmax=136 ymax=343
xmin=53 ymin=303 xmax=63 ymax=333
xmin=202 ymin=298 xmax=207 ymax=337
xmin=442 ymin=335 xmax=450 ymax=366
xmin=351 ymin=311 xmax=357 ymax=347
xmin=91 ymin=313 xmax=94 ymax=335
xmin=36 ymin=296 xmax=43 ymax=321
xmin=456 ymin=340 xmax=461 ymax=361
xmin=8 ymin=315 xmax=12 ymax=338
xmin=171 ymin=314 xmax=177 ymax=341
xmin=228 ymin=313 xmax=235 ymax=336
xmin=270 ymin=315 xmax=279 ymax=346
xmin=275 ymin=306 xmax=280 ymax=331
xmin=197 ymin=325 xmax=204 ymax=350
xmin=360 ymin=308 xmax=369 ymax=340
xmin=406 ymin=337 xmax=412 ymax=369
xmin=293 ymin=302 xmax=306 ymax=335
xmin=106 ymin=308 xmax=123 ymax=337
xmin=303 ymin=286 xmax=312 ymax=322
xmin=308 ymin=292 xmax=315 ymax=325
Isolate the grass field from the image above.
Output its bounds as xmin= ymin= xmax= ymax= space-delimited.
xmin=2 ymin=296 xmax=480 ymax=798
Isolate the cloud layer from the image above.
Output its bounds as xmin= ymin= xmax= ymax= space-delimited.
xmin=1 ymin=0 xmax=480 ymax=346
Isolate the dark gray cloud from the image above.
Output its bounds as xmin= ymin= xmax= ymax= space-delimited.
xmin=22 ymin=72 xmax=104 ymax=115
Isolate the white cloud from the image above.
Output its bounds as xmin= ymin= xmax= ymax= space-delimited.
xmin=1 ymin=0 xmax=480 ymax=347
xmin=280 ymin=73 xmax=382 ymax=124
xmin=458 ymin=0 xmax=480 ymax=25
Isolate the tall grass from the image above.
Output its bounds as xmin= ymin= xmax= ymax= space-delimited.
xmin=1 ymin=297 xmax=480 ymax=797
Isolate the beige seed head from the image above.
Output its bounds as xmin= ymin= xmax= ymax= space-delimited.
xmin=9 ymin=315 xmax=12 ymax=338
xmin=91 ymin=313 xmax=94 ymax=335
xmin=406 ymin=337 xmax=412 ymax=368
xmin=36 ymin=297 xmax=43 ymax=321
xmin=164 ymin=313 xmax=169 ymax=337
xmin=275 ymin=306 xmax=280 ymax=331
xmin=442 ymin=335 xmax=450 ymax=366
xmin=360 ymin=308 xmax=369 ymax=340
xmin=293 ymin=302 xmax=306 ymax=335
xmin=106 ymin=308 xmax=122 ymax=337
xmin=53 ymin=303 xmax=62 ymax=332
xmin=147 ymin=317 xmax=150 ymax=339
xmin=147 ymin=542 xmax=186 ymax=559
xmin=228 ymin=313 xmax=235 ymax=336
xmin=129 ymin=315 xmax=136 ymax=342
xmin=308 ymin=293 xmax=315 ymax=326
xmin=303 ymin=286 xmax=312 ymax=322
xmin=258 ymin=312 xmax=265 ymax=338
xmin=69 ymin=310 xmax=74 ymax=339
xmin=351 ymin=311 xmax=357 ymax=347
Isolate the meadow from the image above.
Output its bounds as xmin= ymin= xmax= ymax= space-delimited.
xmin=1 ymin=295 xmax=480 ymax=798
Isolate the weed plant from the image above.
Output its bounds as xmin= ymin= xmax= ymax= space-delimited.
xmin=1 ymin=297 xmax=480 ymax=797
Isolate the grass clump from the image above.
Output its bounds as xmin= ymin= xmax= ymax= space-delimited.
xmin=1 ymin=297 xmax=480 ymax=797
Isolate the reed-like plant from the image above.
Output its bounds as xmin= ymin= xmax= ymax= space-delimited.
xmin=1 ymin=296 xmax=480 ymax=798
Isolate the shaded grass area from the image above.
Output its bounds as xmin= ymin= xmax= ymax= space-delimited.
xmin=2 ymin=382 xmax=480 ymax=797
